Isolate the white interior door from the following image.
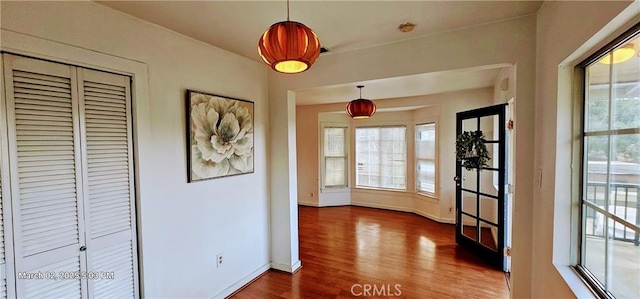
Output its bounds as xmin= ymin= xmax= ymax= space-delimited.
xmin=0 ymin=54 xmax=14 ymax=299
xmin=78 ymin=68 xmax=139 ymax=298
xmin=0 ymin=143 xmax=7 ymax=299
xmin=3 ymin=54 xmax=87 ymax=298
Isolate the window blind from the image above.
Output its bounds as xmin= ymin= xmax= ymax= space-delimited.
xmin=323 ymin=127 xmax=346 ymax=187
xmin=416 ymin=123 xmax=436 ymax=194
xmin=355 ymin=127 xmax=406 ymax=190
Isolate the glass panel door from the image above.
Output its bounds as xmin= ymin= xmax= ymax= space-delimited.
xmin=455 ymin=104 xmax=508 ymax=270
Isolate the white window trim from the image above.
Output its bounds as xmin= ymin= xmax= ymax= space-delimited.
xmin=569 ymin=19 xmax=640 ymax=299
xmin=320 ymin=123 xmax=349 ymax=190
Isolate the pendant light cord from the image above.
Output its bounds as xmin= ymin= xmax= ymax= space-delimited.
xmin=287 ymin=0 xmax=290 ymax=21
xmin=357 ymin=85 xmax=364 ymax=99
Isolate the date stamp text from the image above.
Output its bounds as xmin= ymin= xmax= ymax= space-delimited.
xmin=18 ymin=271 xmax=115 ymax=280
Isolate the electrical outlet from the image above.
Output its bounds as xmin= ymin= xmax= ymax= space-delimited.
xmin=448 ymin=207 xmax=453 ymax=214
xmin=216 ymin=253 xmax=224 ymax=268
xmin=310 ymin=192 xmax=314 ymax=197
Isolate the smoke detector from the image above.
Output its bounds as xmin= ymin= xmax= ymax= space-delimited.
xmin=398 ymin=22 xmax=416 ymax=33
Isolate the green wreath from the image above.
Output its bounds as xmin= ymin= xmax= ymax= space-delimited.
xmin=456 ymin=130 xmax=490 ymax=171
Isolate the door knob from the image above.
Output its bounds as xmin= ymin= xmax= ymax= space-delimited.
xmin=454 ymin=176 xmax=461 ymax=186
xmin=80 ymin=246 xmax=87 ymax=252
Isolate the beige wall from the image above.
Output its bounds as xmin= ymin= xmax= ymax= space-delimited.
xmin=494 ymin=66 xmax=516 ymax=105
xmin=296 ymin=105 xmax=321 ymax=206
xmin=534 ymin=1 xmax=638 ymax=298
xmin=296 ymin=88 xmax=495 ymax=223
xmin=1 ymin=2 xmax=270 ymax=297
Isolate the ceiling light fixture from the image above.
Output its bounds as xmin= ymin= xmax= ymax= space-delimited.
xmin=600 ymin=43 xmax=635 ymax=64
xmin=258 ymin=0 xmax=321 ymax=74
xmin=346 ymin=85 xmax=376 ymax=119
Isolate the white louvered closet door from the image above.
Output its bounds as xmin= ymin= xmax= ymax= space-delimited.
xmin=0 ymin=140 xmax=7 ymax=299
xmin=3 ymin=55 xmax=87 ymax=298
xmin=2 ymin=54 xmax=138 ymax=298
xmin=0 ymin=154 xmax=8 ymax=299
xmin=0 ymin=55 xmax=14 ymax=299
xmin=78 ymin=69 xmax=138 ymax=299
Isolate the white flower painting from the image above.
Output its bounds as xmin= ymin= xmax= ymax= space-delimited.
xmin=187 ymin=90 xmax=254 ymax=181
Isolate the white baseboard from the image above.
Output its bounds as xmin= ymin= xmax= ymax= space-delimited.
xmin=302 ymin=200 xmax=456 ymax=225
xmin=318 ymin=200 xmax=350 ymax=207
xmin=351 ymin=201 xmax=413 ymax=213
xmin=298 ymin=200 xmax=350 ymax=207
xmin=211 ymin=263 xmax=270 ymax=299
xmin=270 ymin=260 xmax=302 ymax=273
xmin=412 ymin=209 xmax=455 ymax=224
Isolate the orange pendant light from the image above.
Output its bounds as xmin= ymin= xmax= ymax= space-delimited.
xmin=258 ymin=0 xmax=321 ymax=74
xmin=346 ymin=85 xmax=376 ymax=119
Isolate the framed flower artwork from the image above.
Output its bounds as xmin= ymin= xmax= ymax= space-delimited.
xmin=186 ymin=90 xmax=254 ymax=182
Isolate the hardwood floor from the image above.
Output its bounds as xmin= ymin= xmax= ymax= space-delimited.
xmin=231 ymin=206 xmax=509 ymax=298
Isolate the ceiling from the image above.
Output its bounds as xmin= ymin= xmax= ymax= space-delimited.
xmin=295 ymin=65 xmax=506 ymax=106
xmin=96 ymin=1 xmax=542 ymax=106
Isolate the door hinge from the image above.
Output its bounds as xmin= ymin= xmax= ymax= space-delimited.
xmin=507 ymin=184 xmax=513 ymax=194
xmin=506 ymin=120 xmax=514 ymax=130
xmin=504 ymin=247 xmax=512 ymax=256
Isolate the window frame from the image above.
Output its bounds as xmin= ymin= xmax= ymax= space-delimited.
xmin=415 ymin=122 xmax=437 ymax=197
xmin=354 ymin=125 xmax=407 ymax=191
xmin=321 ymin=125 xmax=348 ymax=189
xmin=574 ymin=23 xmax=640 ymax=299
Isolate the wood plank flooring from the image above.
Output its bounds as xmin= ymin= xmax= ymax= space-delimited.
xmin=231 ymin=206 xmax=509 ymax=298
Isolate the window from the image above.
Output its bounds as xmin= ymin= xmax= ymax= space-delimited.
xmin=355 ymin=126 xmax=406 ymax=190
xmin=577 ymin=27 xmax=640 ymax=299
xmin=416 ymin=123 xmax=436 ymax=195
xmin=323 ymin=127 xmax=347 ymax=187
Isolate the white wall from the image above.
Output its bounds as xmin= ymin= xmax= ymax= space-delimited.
xmin=273 ymin=15 xmax=536 ymax=297
xmin=296 ymin=87 xmax=495 ymax=222
xmin=1 ymin=2 xmax=270 ymax=298
xmin=535 ymin=1 xmax=638 ymax=298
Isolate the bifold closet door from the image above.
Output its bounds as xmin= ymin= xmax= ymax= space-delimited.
xmin=0 ymin=55 xmax=14 ymax=299
xmin=2 ymin=54 xmax=139 ymax=298
xmin=3 ymin=55 xmax=87 ymax=298
xmin=78 ymin=69 xmax=138 ymax=298
xmin=0 ymin=137 xmax=9 ymax=299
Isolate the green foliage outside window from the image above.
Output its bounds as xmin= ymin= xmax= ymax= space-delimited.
xmin=587 ymin=97 xmax=640 ymax=162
